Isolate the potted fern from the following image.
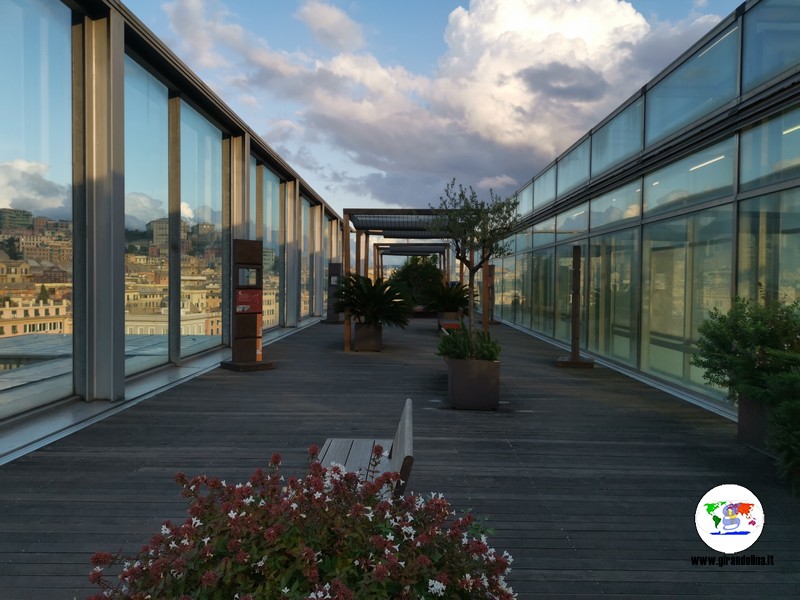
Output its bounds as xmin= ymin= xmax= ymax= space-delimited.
xmin=424 ymin=281 xmax=469 ymax=331
xmin=334 ymin=273 xmax=413 ymax=351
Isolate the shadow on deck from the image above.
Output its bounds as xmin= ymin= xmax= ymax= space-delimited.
xmin=0 ymin=318 xmax=797 ymax=598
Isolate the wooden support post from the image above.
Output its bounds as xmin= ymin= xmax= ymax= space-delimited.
xmin=363 ymin=233 xmax=370 ymax=278
xmin=556 ymin=245 xmax=594 ymax=368
xmin=373 ymin=243 xmax=379 ymax=280
xmin=481 ymin=260 xmax=490 ymax=331
xmin=355 ymin=232 xmax=362 ymax=276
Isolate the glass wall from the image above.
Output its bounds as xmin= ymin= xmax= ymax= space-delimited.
xmin=556 ymin=203 xmax=588 ymax=241
xmin=738 ymin=189 xmax=800 ymax=303
xmin=588 ymin=229 xmax=638 ymax=365
xmin=123 ymin=56 xmax=170 ymax=375
xmin=554 ymin=242 xmax=586 ymax=343
xmin=591 ymin=99 xmax=644 ymax=177
xmin=529 ymin=248 xmax=555 ymax=336
xmin=247 ymin=157 xmax=257 ymax=240
xmin=643 ymin=138 xmax=735 ymax=215
xmin=518 ymin=184 xmax=533 ymax=216
xmin=496 ymin=255 xmax=517 ymax=323
xmin=740 ymin=105 xmax=800 ymax=192
xmin=646 ymin=26 xmax=739 ymax=145
xmin=533 ymin=166 xmax=556 ymax=210
xmin=590 ymin=181 xmax=641 ymax=229
xmin=0 ymin=0 xmax=73 ymax=412
xmin=179 ymin=101 xmax=223 ymax=356
xmin=641 ymin=206 xmax=733 ymax=393
xmin=743 ymin=0 xmax=800 ymax=93
xmin=557 ymin=139 xmax=590 ymax=198
xmin=300 ymin=198 xmax=313 ymax=318
xmin=262 ymin=168 xmax=282 ymax=329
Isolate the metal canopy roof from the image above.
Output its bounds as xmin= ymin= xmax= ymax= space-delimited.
xmin=344 ymin=208 xmax=448 ymax=238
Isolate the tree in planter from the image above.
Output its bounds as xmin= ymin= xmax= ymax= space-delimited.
xmin=430 ymin=178 xmax=519 ymax=348
xmin=388 ymin=255 xmax=442 ymax=307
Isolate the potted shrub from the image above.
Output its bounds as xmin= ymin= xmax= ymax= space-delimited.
xmin=424 ymin=281 xmax=469 ymax=330
xmin=437 ymin=326 xmax=501 ymax=410
xmin=88 ymin=447 xmax=517 ymax=599
xmin=334 ymin=273 xmax=413 ymax=351
xmin=690 ymin=296 xmax=800 ymax=452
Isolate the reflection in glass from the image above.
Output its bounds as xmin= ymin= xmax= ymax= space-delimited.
xmin=300 ymin=199 xmax=313 ymax=318
xmin=496 ymin=255 xmax=517 ymax=323
xmin=743 ymin=0 xmax=800 ymax=92
xmin=591 ymin=100 xmax=644 ymax=177
xmin=532 ymin=217 xmax=556 ymax=247
xmin=740 ymin=106 xmax=800 ymax=191
xmin=738 ymin=190 xmax=800 ymax=303
xmin=263 ymin=168 xmax=282 ymax=329
xmin=557 ymin=139 xmax=590 ymax=198
xmin=556 ymin=202 xmax=588 ymax=241
xmin=643 ymin=138 xmax=734 ymax=215
xmin=247 ymin=156 xmax=257 ymax=240
xmin=124 ymin=57 xmax=170 ymax=375
xmin=529 ymin=248 xmax=555 ymax=336
xmin=555 ymin=243 xmax=586 ymax=343
xmin=534 ymin=166 xmax=556 ymax=210
xmin=179 ymin=101 xmax=223 ymax=356
xmin=646 ymin=26 xmax=739 ymax=145
xmin=588 ymin=229 xmax=638 ymax=365
xmin=517 ymin=253 xmax=532 ymax=329
xmin=641 ymin=206 xmax=733 ymax=398
xmin=590 ymin=181 xmax=642 ymax=229
xmin=0 ymin=0 xmax=73 ymax=415
xmin=518 ymin=184 xmax=533 ymax=216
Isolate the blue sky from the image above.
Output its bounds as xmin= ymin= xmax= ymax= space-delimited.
xmin=122 ymin=0 xmax=743 ymax=216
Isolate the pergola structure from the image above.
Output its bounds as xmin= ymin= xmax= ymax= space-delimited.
xmin=340 ymin=208 xmax=458 ymax=351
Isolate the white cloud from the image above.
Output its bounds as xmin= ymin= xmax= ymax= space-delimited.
xmin=0 ymin=160 xmax=71 ymax=219
xmin=159 ymin=0 xmax=733 ymax=212
xmin=295 ymin=0 xmax=365 ymax=53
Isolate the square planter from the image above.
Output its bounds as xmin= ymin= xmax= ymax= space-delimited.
xmin=446 ymin=357 xmax=500 ymax=410
xmin=353 ymin=323 xmax=382 ymax=351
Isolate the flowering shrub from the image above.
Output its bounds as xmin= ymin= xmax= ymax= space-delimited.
xmin=89 ymin=445 xmax=516 ymax=599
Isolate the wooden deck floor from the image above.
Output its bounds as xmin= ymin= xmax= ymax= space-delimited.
xmin=0 ymin=319 xmax=798 ymax=598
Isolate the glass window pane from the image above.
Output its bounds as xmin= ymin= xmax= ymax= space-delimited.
xmin=555 ymin=242 xmax=586 ymax=343
xmin=588 ymin=229 xmax=638 ymax=365
xmin=740 ymin=105 xmax=800 ymax=192
xmin=738 ymin=189 xmax=800 ymax=303
xmin=591 ymin=100 xmax=644 ymax=177
xmin=534 ymin=166 xmax=556 ymax=210
xmin=300 ymin=199 xmax=313 ymax=318
xmin=590 ymin=180 xmax=642 ymax=229
xmin=263 ymin=168 xmax=282 ymax=329
xmin=180 ymin=101 xmax=223 ymax=356
xmin=646 ymin=26 xmax=739 ymax=145
xmin=556 ymin=202 xmax=588 ymax=241
xmin=247 ymin=156 xmax=257 ymax=240
xmin=518 ymin=184 xmax=533 ymax=216
xmin=124 ymin=56 xmax=169 ymax=376
xmin=743 ymin=0 xmax=800 ymax=92
xmin=516 ymin=227 xmax=532 ymax=253
xmin=532 ymin=217 xmax=556 ymax=247
xmin=530 ymin=248 xmax=555 ymax=336
xmin=0 ymin=0 xmax=72 ymax=417
xmin=641 ymin=206 xmax=733 ymax=399
xmin=518 ymin=253 xmax=532 ymax=329
xmin=557 ymin=139 xmax=590 ymax=197
xmin=643 ymin=138 xmax=734 ymax=215
xmin=497 ymin=255 xmax=516 ymax=323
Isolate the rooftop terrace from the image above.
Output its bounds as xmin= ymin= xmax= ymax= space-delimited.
xmin=0 ymin=319 xmax=798 ymax=598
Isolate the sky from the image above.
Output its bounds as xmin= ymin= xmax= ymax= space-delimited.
xmin=122 ymin=0 xmax=745 ymax=217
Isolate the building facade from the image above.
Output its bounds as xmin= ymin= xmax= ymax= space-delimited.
xmin=487 ymin=0 xmax=800 ymax=414
xmin=0 ymin=0 xmax=342 ymax=421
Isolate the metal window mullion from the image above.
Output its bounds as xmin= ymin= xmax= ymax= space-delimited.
xmin=78 ymin=11 xmax=126 ymax=402
xmin=284 ymin=180 xmax=299 ymax=327
xmin=168 ymin=95 xmax=182 ymax=365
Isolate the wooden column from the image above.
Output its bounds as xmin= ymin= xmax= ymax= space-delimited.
xmin=355 ymin=231 xmax=362 ymax=276
xmin=363 ymin=233 xmax=370 ymax=278
xmin=556 ymin=245 xmax=594 ymax=368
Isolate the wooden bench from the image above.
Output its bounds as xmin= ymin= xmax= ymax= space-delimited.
xmin=318 ymin=398 xmax=413 ymax=497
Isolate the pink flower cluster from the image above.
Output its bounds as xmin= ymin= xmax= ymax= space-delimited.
xmin=89 ymin=445 xmax=515 ymax=599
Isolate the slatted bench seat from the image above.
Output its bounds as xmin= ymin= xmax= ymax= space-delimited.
xmin=318 ymin=398 xmax=413 ymax=497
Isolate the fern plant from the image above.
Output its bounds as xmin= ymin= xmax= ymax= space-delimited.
xmin=334 ymin=273 xmax=413 ymax=327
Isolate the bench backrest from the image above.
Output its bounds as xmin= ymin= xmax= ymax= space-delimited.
xmin=389 ymin=398 xmax=413 ymax=496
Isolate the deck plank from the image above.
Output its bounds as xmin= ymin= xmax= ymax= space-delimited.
xmin=0 ymin=318 xmax=798 ymax=598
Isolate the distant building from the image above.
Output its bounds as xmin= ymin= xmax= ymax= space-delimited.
xmin=0 ymin=208 xmax=33 ymax=231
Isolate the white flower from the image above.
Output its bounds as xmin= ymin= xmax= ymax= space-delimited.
xmin=228 ymin=510 xmax=237 ymax=519
xmin=191 ymin=517 xmax=202 ymax=527
xmin=428 ymin=579 xmax=446 ymax=596
xmin=161 ymin=525 xmax=170 ymax=536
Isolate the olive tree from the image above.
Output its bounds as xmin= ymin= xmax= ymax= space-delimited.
xmin=431 ymin=178 xmax=520 ymax=341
